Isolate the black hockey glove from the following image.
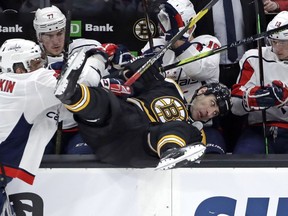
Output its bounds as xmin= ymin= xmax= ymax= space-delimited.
xmin=122 ymin=56 xmax=163 ymax=81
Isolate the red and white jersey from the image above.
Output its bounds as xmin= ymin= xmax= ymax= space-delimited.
xmin=142 ymin=35 xmax=221 ymax=103
xmin=231 ymin=47 xmax=288 ymax=126
xmin=0 ymin=68 xmax=67 ymax=184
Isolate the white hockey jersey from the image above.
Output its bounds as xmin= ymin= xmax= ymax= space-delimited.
xmin=231 ymin=47 xmax=288 ymax=126
xmin=0 ymin=68 xmax=66 ymax=184
xmin=141 ymin=35 xmax=221 ymax=103
xmin=47 ymin=38 xmax=109 ymax=129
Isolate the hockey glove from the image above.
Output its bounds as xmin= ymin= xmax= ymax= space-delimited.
xmin=121 ymin=56 xmax=164 ymax=95
xmin=157 ymin=2 xmax=185 ymax=41
xmin=243 ymin=81 xmax=288 ymax=111
xmin=271 ymin=80 xmax=288 ymax=106
xmin=100 ymin=78 xmax=133 ymax=97
xmin=102 ymin=43 xmax=134 ymax=70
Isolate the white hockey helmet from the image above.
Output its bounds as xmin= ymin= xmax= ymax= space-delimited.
xmin=33 ymin=5 xmax=66 ymax=39
xmin=0 ymin=39 xmax=43 ymax=73
xmin=166 ymin=0 xmax=196 ymax=27
xmin=267 ymin=11 xmax=288 ymax=40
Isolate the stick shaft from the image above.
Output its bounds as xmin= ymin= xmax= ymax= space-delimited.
xmin=160 ymin=23 xmax=288 ymax=72
xmin=124 ymin=0 xmax=219 ymax=86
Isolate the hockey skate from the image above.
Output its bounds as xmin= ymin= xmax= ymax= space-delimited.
xmin=155 ymin=142 xmax=206 ymax=170
xmin=54 ymin=48 xmax=87 ymax=103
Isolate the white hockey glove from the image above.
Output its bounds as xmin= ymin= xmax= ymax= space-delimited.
xmin=157 ymin=3 xmax=185 ymax=41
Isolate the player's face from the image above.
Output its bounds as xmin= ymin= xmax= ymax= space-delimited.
xmin=29 ymin=57 xmax=46 ymax=72
xmin=270 ymin=39 xmax=288 ymax=60
xmin=40 ymin=28 xmax=65 ymax=56
xmin=189 ymin=88 xmax=220 ymax=122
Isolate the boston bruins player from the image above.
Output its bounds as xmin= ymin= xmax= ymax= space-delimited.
xmin=54 ymin=50 xmax=231 ymax=170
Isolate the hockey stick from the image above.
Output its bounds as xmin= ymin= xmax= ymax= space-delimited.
xmin=0 ymin=163 xmax=15 ymax=215
xmin=64 ymin=1 xmax=72 ymax=62
xmin=142 ymin=0 xmax=154 ymax=49
xmin=255 ymin=0 xmax=269 ymax=154
xmin=124 ymin=0 xmax=219 ymax=86
xmin=55 ymin=2 xmax=72 ymax=154
xmin=159 ymin=23 xmax=288 ymax=72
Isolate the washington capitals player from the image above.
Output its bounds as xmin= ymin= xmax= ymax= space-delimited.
xmin=142 ymin=0 xmax=225 ymax=154
xmin=54 ymin=46 xmax=231 ymax=170
xmin=33 ymin=5 xmax=110 ymax=154
xmin=0 ymin=39 xmax=69 ymax=215
xmin=231 ymin=11 xmax=288 ymax=154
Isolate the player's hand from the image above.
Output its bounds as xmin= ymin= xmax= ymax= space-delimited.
xmin=157 ymin=3 xmax=184 ymax=41
xmin=243 ymin=81 xmax=288 ymax=111
xmin=102 ymin=43 xmax=134 ymax=69
xmin=271 ymin=80 xmax=288 ymax=107
xmin=100 ymin=78 xmax=133 ymax=97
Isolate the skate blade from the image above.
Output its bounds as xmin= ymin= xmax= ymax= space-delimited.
xmin=155 ymin=144 xmax=206 ymax=171
xmin=54 ymin=48 xmax=86 ymax=97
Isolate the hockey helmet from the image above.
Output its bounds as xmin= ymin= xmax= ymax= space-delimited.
xmin=267 ymin=11 xmax=288 ymax=40
xmin=33 ymin=5 xmax=66 ymax=40
xmin=0 ymin=39 xmax=44 ymax=73
xmin=163 ymin=0 xmax=196 ymax=38
xmin=166 ymin=0 xmax=196 ymax=27
xmin=193 ymin=82 xmax=232 ymax=116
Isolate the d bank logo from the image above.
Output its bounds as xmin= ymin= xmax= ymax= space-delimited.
xmin=70 ymin=20 xmax=82 ymax=37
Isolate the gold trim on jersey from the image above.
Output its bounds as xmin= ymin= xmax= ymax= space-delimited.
xmin=164 ymin=78 xmax=185 ymax=99
xmin=201 ymin=129 xmax=207 ymax=145
xmin=65 ymin=84 xmax=90 ymax=112
xmin=157 ymin=135 xmax=186 ymax=156
xmin=126 ymin=98 xmax=157 ymax=122
xmin=147 ymin=133 xmax=157 ymax=154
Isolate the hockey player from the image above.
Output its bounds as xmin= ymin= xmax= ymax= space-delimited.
xmin=142 ymin=0 xmax=225 ymax=154
xmin=33 ymin=5 xmax=110 ymax=154
xmin=0 ymin=39 xmax=68 ymax=215
xmin=54 ymin=48 xmax=231 ymax=170
xmin=231 ymin=11 xmax=288 ymax=154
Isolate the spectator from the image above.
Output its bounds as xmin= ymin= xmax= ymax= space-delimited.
xmin=191 ymin=0 xmax=266 ymax=152
xmin=0 ymin=38 xmax=67 ymax=215
xmin=231 ymin=11 xmax=288 ymax=154
xmin=264 ymin=0 xmax=288 ymax=13
xmin=141 ymin=0 xmax=226 ymax=154
xmin=54 ymin=50 xmax=232 ymax=169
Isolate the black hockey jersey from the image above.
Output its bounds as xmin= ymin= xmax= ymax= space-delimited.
xmin=66 ymin=77 xmax=202 ymax=167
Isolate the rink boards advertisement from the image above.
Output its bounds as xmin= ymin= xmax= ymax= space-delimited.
xmin=6 ymin=167 xmax=288 ymax=216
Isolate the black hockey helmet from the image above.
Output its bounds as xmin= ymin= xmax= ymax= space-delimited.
xmin=193 ymin=82 xmax=232 ymax=116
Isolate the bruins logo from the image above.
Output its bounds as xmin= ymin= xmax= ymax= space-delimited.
xmin=151 ymin=96 xmax=188 ymax=122
xmin=133 ymin=18 xmax=156 ymax=41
